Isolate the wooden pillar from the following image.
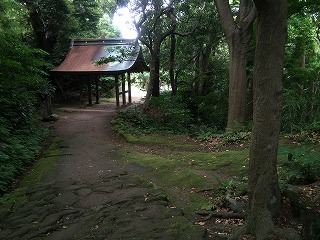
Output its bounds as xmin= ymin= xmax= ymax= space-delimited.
xmin=115 ymin=75 xmax=120 ymax=108
xmin=127 ymin=72 xmax=132 ymax=104
xmin=79 ymin=78 xmax=84 ymax=105
xmin=87 ymin=77 xmax=92 ymax=105
xmin=121 ymin=74 xmax=126 ymax=105
xmin=95 ymin=75 xmax=100 ymax=104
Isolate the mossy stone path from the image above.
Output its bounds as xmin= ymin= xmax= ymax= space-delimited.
xmin=0 ymin=103 xmax=205 ymax=240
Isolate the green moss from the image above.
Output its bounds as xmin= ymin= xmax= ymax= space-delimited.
xmin=169 ymin=149 xmax=249 ymax=177
xmin=121 ymin=133 xmax=138 ymax=143
xmin=188 ymin=193 xmax=214 ymax=211
xmin=19 ymin=140 xmax=60 ymax=188
xmin=163 ymin=168 xmax=209 ymax=189
xmin=165 ymin=216 xmax=206 ymax=239
xmin=123 ymin=133 xmax=201 ymax=150
xmin=127 ymin=151 xmax=178 ymax=169
xmin=126 ymin=148 xmax=249 ymax=191
xmin=0 ymin=138 xmax=60 ymax=208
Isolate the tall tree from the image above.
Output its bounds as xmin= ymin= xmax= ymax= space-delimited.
xmin=161 ymin=1 xmax=224 ymax=97
xmin=233 ymin=0 xmax=293 ymax=239
xmin=282 ymin=11 xmax=320 ymax=130
xmin=22 ymin=0 xmax=72 ymax=52
xmin=72 ymin=0 xmax=103 ymax=38
xmin=0 ymin=0 xmax=50 ymax=192
xmin=133 ymin=0 xmax=176 ymax=110
xmin=214 ymin=0 xmax=256 ymax=129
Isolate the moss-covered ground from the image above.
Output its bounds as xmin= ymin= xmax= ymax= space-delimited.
xmin=122 ymin=132 xmax=320 ymax=220
xmin=0 ymin=138 xmax=60 ymax=208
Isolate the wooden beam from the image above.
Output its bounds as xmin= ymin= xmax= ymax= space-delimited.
xmin=127 ymin=72 xmax=132 ymax=104
xmin=115 ymin=75 xmax=120 ymax=108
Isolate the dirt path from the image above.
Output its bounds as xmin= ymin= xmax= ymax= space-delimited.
xmin=0 ymin=103 xmax=205 ymax=240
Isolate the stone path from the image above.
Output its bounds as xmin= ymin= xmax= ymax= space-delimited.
xmin=0 ymin=103 xmax=205 ymax=240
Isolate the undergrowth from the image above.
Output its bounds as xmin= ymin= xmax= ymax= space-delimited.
xmin=0 ymin=120 xmax=49 ymax=194
xmin=278 ymin=145 xmax=320 ymax=185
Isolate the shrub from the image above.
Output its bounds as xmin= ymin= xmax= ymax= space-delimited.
xmin=278 ymin=146 xmax=320 ymax=185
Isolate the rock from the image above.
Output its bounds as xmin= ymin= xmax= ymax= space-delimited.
xmin=77 ymin=188 xmax=92 ymax=196
xmin=41 ymin=213 xmax=63 ymax=228
xmin=42 ymin=114 xmax=59 ymax=122
xmin=52 ymin=192 xmax=79 ymax=207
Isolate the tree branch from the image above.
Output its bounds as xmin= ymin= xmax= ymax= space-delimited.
xmin=214 ymin=0 xmax=236 ymax=39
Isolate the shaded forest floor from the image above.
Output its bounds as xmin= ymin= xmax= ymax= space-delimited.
xmin=0 ymin=101 xmax=319 ymax=239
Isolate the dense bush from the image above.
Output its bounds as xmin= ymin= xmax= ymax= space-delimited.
xmin=114 ymin=93 xmax=193 ymax=134
xmin=114 ymin=89 xmax=229 ymax=135
xmin=0 ymin=3 xmax=51 ymax=193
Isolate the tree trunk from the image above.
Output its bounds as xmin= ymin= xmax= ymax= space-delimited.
xmin=245 ymin=1 xmax=287 ymax=239
xmin=214 ymin=0 xmax=255 ymax=130
xmin=23 ymin=1 xmax=49 ymax=51
xmin=197 ymin=40 xmax=214 ymax=96
xmin=227 ymin=33 xmax=249 ymax=128
xmin=193 ymin=49 xmax=200 ymax=95
xmin=169 ymin=33 xmax=177 ymax=95
xmin=137 ymin=3 xmax=176 ymax=111
xmin=152 ymin=55 xmax=160 ymax=97
xmin=143 ymin=50 xmax=159 ymax=111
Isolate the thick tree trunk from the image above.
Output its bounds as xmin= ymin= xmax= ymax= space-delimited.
xmin=246 ymin=1 xmax=287 ymax=239
xmin=214 ymin=0 xmax=255 ymax=130
xmin=227 ymin=33 xmax=248 ymax=128
xmin=143 ymin=51 xmax=159 ymax=111
xmin=23 ymin=1 xmax=49 ymax=51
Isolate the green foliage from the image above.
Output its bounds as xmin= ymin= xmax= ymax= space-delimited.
xmin=148 ymin=93 xmax=193 ymax=131
xmin=72 ymin=0 xmax=103 ymax=38
xmin=0 ymin=124 xmax=49 ymax=193
xmin=278 ymin=146 xmax=320 ymax=185
xmin=176 ymin=81 xmax=228 ymax=130
xmin=95 ymin=45 xmax=137 ymax=65
xmin=0 ymin=1 xmax=51 ymax=194
xmin=196 ymin=91 xmax=228 ymax=129
xmin=114 ymin=93 xmax=193 ymax=134
xmin=213 ymin=175 xmax=237 ymax=193
xmin=99 ymin=77 xmax=115 ymax=98
xmin=282 ymin=13 xmax=320 ymax=131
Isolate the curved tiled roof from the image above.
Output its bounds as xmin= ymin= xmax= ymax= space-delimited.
xmin=51 ymin=38 xmax=149 ymax=74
